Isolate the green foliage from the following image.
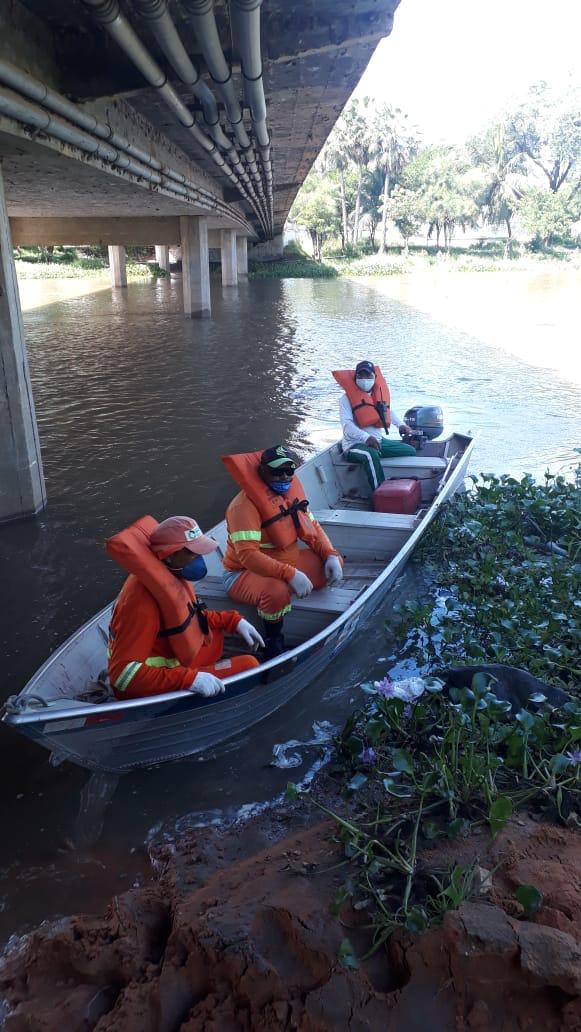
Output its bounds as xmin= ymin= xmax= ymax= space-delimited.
xmin=387 ymin=186 xmax=423 ymax=246
xmin=516 ymin=187 xmax=573 ymax=245
xmin=399 ymin=472 xmax=581 ymax=686
xmin=315 ymin=675 xmax=581 ymax=952
xmin=248 ymin=258 xmax=338 ymax=280
xmin=289 ymin=175 xmax=341 ymax=260
xmin=507 ymin=80 xmax=581 ymax=194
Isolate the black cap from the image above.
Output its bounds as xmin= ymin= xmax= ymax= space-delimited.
xmin=260 ymin=446 xmax=297 ymax=474
xmin=355 ymin=360 xmax=375 ymax=377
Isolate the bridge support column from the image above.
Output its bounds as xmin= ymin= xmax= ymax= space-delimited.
xmin=236 ymin=236 xmax=248 ymax=277
xmin=155 ymin=245 xmax=170 ymax=274
xmin=180 ymin=216 xmax=210 ymax=318
xmin=0 ymin=165 xmax=46 ymax=523
xmin=220 ymin=229 xmax=238 ymax=286
xmin=108 ymin=245 xmax=127 ymax=288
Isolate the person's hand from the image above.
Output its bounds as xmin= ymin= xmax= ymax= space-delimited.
xmin=188 ymin=672 xmax=225 ymax=697
xmin=326 ymin=553 xmax=342 ymax=586
xmin=399 ymin=423 xmax=412 ymax=437
xmin=324 ymin=555 xmax=343 ymax=586
xmin=236 ymin=618 xmax=265 ymax=651
xmin=289 ymin=569 xmax=313 ymax=597
xmin=366 ymin=436 xmax=381 ymax=450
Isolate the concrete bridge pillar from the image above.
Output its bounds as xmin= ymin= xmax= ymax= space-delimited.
xmin=155 ymin=245 xmax=170 ymax=274
xmin=0 ymin=165 xmax=46 ymax=523
xmin=220 ymin=229 xmax=238 ymax=287
xmin=236 ymin=236 xmax=249 ymax=277
xmin=180 ymin=216 xmax=210 ymax=318
xmin=108 ymin=245 xmax=127 ymax=288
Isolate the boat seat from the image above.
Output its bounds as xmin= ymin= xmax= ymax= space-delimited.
xmin=200 ymin=572 xmax=360 ymax=616
xmin=330 ymin=444 xmax=446 ymax=476
xmin=314 ymin=508 xmax=418 ymax=531
xmin=291 ymin=584 xmax=361 ymax=614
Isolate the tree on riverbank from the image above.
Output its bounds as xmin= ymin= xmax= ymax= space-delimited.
xmin=290 ymin=79 xmax=581 ymax=256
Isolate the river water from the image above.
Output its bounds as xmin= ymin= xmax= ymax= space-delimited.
xmin=0 ymin=269 xmax=579 ymax=940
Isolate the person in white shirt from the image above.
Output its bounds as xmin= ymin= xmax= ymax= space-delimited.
xmin=337 ymin=360 xmax=416 ymax=491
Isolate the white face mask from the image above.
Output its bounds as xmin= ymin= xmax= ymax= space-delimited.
xmin=355 ymin=376 xmax=375 ymax=392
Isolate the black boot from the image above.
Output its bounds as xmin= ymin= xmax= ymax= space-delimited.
xmin=261 ymin=618 xmax=286 ymax=661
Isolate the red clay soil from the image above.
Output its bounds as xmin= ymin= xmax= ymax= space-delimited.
xmin=1 ymin=804 xmax=580 ymax=1031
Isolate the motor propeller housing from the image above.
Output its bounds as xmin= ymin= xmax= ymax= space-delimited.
xmin=403 ymin=405 xmax=444 ymax=447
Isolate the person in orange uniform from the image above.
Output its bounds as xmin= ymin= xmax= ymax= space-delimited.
xmin=106 ymin=515 xmax=263 ymax=700
xmin=334 ymin=360 xmax=416 ymax=491
xmin=222 ymin=446 xmax=344 ymax=660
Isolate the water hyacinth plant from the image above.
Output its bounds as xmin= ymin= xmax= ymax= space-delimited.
xmin=397 ymin=471 xmax=581 ymax=689
xmin=305 ymin=673 xmax=581 ymax=952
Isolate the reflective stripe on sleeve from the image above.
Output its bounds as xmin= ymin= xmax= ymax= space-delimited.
xmin=114 ymin=661 xmax=143 ymax=692
xmin=114 ymin=656 xmax=181 ymax=692
xmin=230 ymin=530 xmax=262 ymax=543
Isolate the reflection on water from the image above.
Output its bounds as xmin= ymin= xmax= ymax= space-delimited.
xmin=0 ymin=271 xmax=579 ymax=939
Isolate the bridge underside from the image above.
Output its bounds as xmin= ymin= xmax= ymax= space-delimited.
xmin=2 ymin=0 xmax=400 ymax=236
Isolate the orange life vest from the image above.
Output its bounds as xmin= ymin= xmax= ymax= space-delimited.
xmin=222 ymin=451 xmax=320 ymax=551
xmin=333 ymin=367 xmax=391 ymax=431
xmin=105 ymin=515 xmax=210 ymax=667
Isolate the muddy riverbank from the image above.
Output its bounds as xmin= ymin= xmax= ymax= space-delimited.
xmin=2 ymin=767 xmax=581 ymax=1031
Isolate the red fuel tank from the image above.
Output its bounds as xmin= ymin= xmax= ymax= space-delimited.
xmin=373 ymin=478 xmax=421 ymax=515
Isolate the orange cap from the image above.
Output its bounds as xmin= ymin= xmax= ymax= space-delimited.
xmin=149 ymin=516 xmax=218 ymax=560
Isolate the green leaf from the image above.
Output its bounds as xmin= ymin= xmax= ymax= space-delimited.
xmin=516 ymin=884 xmax=543 ymax=919
xmin=382 ymin=777 xmax=414 ymax=799
xmin=392 ymin=748 xmax=414 ymax=774
xmin=345 ymin=735 xmax=364 ymax=756
xmin=448 ymin=817 xmax=471 ymax=839
xmin=516 ymin=710 xmax=535 ymax=731
xmin=488 ymin=796 xmax=513 ymax=838
xmin=284 ymin=782 xmax=299 ymax=801
xmin=338 ymin=938 xmax=359 ymax=970
xmin=471 ymin=672 xmax=490 ymax=696
xmin=550 ymin=753 xmax=570 ymax=774
xmin=347 ymin=773 xmax=368 ymax=792
xmin=405 ymin=906 xmax=428 ymax=933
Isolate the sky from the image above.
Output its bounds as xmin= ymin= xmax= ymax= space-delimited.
xmin=355 ymin=0 xmax=581 ymax=144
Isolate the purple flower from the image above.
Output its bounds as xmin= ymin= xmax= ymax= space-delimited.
xmin=361 ymin=747 xmax=376 ymax=765
xmin=374 ymin=677 xmax=396 ymax=698
xmin=402 ymin=705 xmax=413 ymax=721
xmin=566 ymin=748 xmax=581 ymax=767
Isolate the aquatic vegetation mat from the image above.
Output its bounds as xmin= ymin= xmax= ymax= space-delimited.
xmin=399 ymin=471 xmax=581 ymax=689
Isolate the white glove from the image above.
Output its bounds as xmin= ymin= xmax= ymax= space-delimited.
xmin=188 ymin=672 xmax=225 ymax=697
xmin=289 ymin=569 xmax=314 ymax=598
xmin=236 ymin=618 xmax=265 ymax=651
xmin=325 ymin=555 xmax=343 ymax=586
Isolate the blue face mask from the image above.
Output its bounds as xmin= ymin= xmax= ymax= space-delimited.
xmin=174 ymin=555 xmax=207 ymax=581
xmin=271 ymin=480 xmax=292 ymax=494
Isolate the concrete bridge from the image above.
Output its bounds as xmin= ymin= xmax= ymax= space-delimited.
xmin=0 ymin=0 xmax=399 ymax=523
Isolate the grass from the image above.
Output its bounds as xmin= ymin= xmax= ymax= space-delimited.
xmin=15 ymin=260 xmax=164 ymax=281
xmin=248 ymin=257 xmax=338 ymax=279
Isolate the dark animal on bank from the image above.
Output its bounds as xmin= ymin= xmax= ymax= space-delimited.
xmin=434 ymin=664 xmax=570 ymax=711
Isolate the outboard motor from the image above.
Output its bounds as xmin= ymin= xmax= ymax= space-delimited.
xmin=403 ymin=405 xmax=444 ymax=449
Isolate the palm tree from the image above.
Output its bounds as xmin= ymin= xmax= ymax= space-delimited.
xmin=323 ymin=136 xmax=351 ymax=249
xmin=340 ymin=98 xmax=373 ymax=245
xmin=469 ymin=125 xmax=529 ymax=252
xmin=371 ymin=106 xmax=419 ymax=254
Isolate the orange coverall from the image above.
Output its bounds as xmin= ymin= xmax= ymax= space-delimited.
xmin=108 ymin=576 xmax=258 ymax=699
xmin=223 ymin=491 xmax=341 ymax=621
